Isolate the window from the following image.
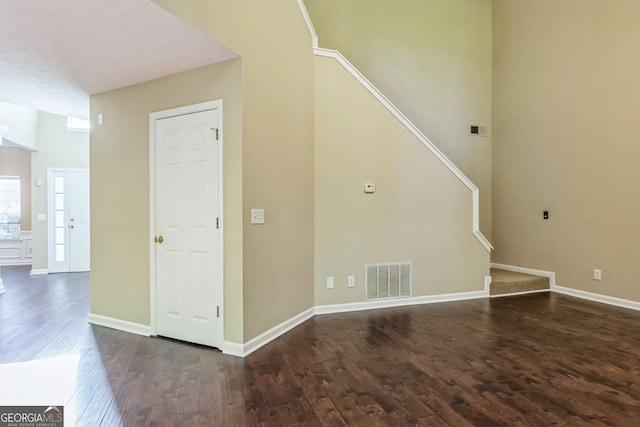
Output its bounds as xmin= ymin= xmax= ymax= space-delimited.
xmin=0 ymin=176 xmax=20 ymax=240
xmin=67 ymin=117 xmax=90 ymax=132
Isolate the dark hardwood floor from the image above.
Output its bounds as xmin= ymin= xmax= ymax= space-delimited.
xmin=2 ymin=265 xmax=640 ymax=426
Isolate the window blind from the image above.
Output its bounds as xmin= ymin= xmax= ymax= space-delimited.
xmin=0 ymin=176 xmax=21 ymax=239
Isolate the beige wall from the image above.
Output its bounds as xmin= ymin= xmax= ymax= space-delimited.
xmin=0 ymin=147 xmax=31 ymax=231
xmin=305 ymin=0 xmax=493 ymax=239
xmin=95 ymin=0 xmax=487 ymax=346
xmin=154 ymin=0 xmax=316 ymax=341
xmin=90 ymin=60 xmax=244 ymax=340
xmin=492 ymin=1 xmax=640 ymax=300
xmin=315 ymin=56 xmax=489 ymax=305
xmin=31 ymin=112 xmax=89 ymax=270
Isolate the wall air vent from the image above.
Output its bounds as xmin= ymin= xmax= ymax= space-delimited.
xmin=366 ymin=262 xmax=412 ymax=300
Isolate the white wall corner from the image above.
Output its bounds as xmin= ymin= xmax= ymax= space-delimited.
xmin=226 ymin=307 xmax=316 ymax=358
xmin=87 ymin=313 xmax=151 ymax=337
xmin=222 ymin=341 xmax=245 ymax=357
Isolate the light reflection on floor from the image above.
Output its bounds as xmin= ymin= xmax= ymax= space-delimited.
xmin=0 ymin=356 xmax=79 ymax=406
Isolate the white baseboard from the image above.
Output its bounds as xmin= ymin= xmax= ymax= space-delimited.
xmin=83 ymin=264 xmax=640 ymax=359
xmin=491 ymin=289 xmax=550 ymax=298
xmin=222 ymin=341 xmax=244 ymax=358
xmin=492 ymin=263 xmax=640 ymax=312
xmin=552 ymin=285 xmax=640 ymax=312
xmin=30 ymin=269 xmax=48 ymax=276
xmin=491 ymin=263 xmax=556 ymax=287
xmin=0 ymin=280 xmax=5 ymax=295
xmin=315 ymin=288 xmax=489 ymax=315
xmin=484 ymin=275 xmax=492 ymax=290
xmin=88 ymin=313 xmax=151 ymax=336
xmin=222 ymin=307 xmax=316 ymax=358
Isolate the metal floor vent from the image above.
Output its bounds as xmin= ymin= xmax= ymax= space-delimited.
xmin=366 ymin=262 xmax=412 ymax=300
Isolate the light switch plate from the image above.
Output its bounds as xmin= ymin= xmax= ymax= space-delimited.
xmin=251 ymin=209 xmax=265 ymax=224
xmin=327 ymin=277 xmax=334 ymax=289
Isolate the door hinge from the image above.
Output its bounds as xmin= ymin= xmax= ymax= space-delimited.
xmin=216 ymin=217 xmax=219 ymax=229
xmin=211 ymin=127 xmax=219 ymax=140
xmin=217 ymin=306 xmax=220 ymax=318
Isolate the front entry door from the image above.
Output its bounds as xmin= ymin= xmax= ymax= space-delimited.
xmin=154 ymin=106 xmax=222 ymax=348
xmin=48 ymin=169 xmax=90 ymax=273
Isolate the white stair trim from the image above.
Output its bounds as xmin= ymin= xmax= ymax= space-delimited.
xmin=88 ymin=313 xmax=151 ymax=337
xmin=295 ymin=1 xmax=491 ymax=252
xmin=314 ymin=48 xmax=491 ymax=252
xmin=296 ymin=0 xmax=318 ymax=48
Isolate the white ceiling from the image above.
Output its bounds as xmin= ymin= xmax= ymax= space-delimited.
xmin=0 ymin=0 xmax=238 ymax=120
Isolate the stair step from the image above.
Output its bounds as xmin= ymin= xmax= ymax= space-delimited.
xmin=490 ymin=268 xmax=550 ymax=297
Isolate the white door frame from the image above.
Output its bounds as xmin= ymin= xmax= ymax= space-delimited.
xmin=149 ymin=100 xmax=224 ymax=344
xmin=47 ymin=167 xmax=90 ymax=273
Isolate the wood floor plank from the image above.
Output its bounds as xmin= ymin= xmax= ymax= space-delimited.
xmin=4 ymin=265 xmax=640 ymax=425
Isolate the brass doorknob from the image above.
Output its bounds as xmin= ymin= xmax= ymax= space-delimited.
xmin=154 ymin=235 xmax=164 ymax=244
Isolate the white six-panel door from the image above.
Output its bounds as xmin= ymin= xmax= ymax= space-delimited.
xmin=154 ymin=106 xmax=222 ymax=348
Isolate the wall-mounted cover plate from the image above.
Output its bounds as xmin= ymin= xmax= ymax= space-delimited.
xmin=470 ymin=125 xmax=488 ymax=137
xmin=251 ymin=208 xmax=264 ymax=224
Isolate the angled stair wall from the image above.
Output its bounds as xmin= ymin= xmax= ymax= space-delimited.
xmin=298 ymin=1 xmax=492 ymax=306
